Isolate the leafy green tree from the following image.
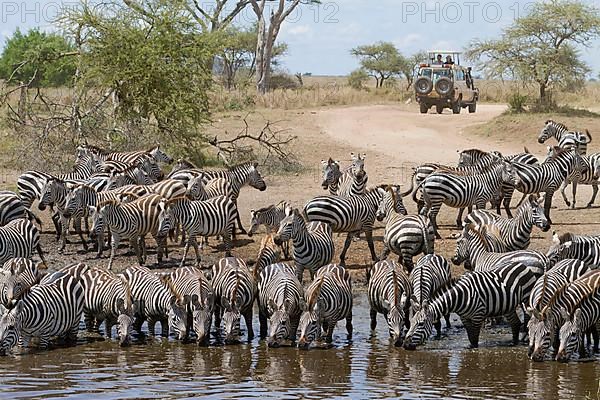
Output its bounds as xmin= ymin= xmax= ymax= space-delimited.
xmin=0 ymin=29 xmax=77 ymax=87
xmin=467 ymin=0 xmax=600 ymax=102
xmin=351 ymin=42 xmax=407 ymax=88
xmin=401 ymin=50 xmax=428 ymax=90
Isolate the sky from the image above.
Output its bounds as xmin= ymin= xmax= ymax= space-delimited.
xmin=1 ymin=0 xmax=599 ymax=77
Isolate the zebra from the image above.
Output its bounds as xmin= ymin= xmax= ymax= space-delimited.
xmin=90 ymin=194 xmax=166 ymax=269
xmin=464 ymin=194 xmax=550 ymax=251
xmin=304 ymin=186 xmax=404 ymax=266
xmin=167 ymin=158 xmax=198 ymax=178
xmin=248 ymin=201 xmax=290 ymax=258
xmin=212 ymin=257 xmax=256 ymax=343
xmin=419 ymin=161 xmax=516 ymax=238
xmin=538 ymin=120 xmax=592 ymax=155
xmin=409 ymin=254 xmax=452 ymax=338
xmin=0 ymin=219 xmax=46 ymax=267
xmin=0 ymin=258 xmax=45 ymax=307
xmin=376 ymin=185 xmax=433 ymax=272
xmin=320 ymin=158 xmax=342 ymax=195
xmin=0 ymin=191 xmax=41 ymax=227
xmin=257 ymin=263 xmax=303 ymax=347
xmin=338 ymin=153 xmax=369 ymax=197
xmin=452 ymin=224 xmax=548 ymax=272
xmin=0 ymin=271 xmax=84 ymax=353
xmin=167 ymin=266 xmax=214 ymax=345
xmin=170 ymin=162 xmax=267 ymax=234
xmin=254 ymin=234 xmax=282 ymax=277
xmin=526 ymin=259 xmax=589 ymax=361
xmin=298 ymin=264 xmax=353 ymax=349
xmin=556 ymin=290 xmax=600 ymax=362
xmin=546 ymin=231 xmax=600 ymax=269
xmin=79 ymin=144 xmax=173 ymax=165
xmin=367 ymin=259 xmax=412 ymax=346
xmin=273 ymin=207 xmax=334 ymax=282
xmin=403 ymin=261 xmax=543 ymax=350
xmin=120 ymin=265 xmax=190 ymax=339
xmin=106 ymin=164 xmax=157 ymax=189
xmin=157 ymin=196 xmax=236 ymax=266
xmin=81 ymin=267 xmax=135 ymax=346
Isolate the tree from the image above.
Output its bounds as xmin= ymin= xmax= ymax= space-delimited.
xmin=184 ymin=0 xmax=251 ymax=32
xmin=467 ymin=0 xmax=600 ymax=102
xmin=351 ymin=42 xmax=407 ymax=88
xmin=0 ymin=29 xmax=77 ymax=87
xmin=249 ymin=0 xmax=320 ymax=94
xmin=401 ymin=50 xmax=428 ymax=90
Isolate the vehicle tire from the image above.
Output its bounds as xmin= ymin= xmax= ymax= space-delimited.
xmin=436 ymin=104 xmax=444 ymax=114
xmin=452 ymin=101 xmax=461 ymax=114
xmin=435 ymin=77 xmax=453 ymax=96
xmin=415 ymin=77 xmax=433 ymax=96
xmin=420 ymin=103 xmax=429 ymax=114
xmin=469 ymin=102 xmax=477 ymax=113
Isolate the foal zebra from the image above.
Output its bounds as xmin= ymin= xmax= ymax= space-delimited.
xmin=376 ymin=186 xmax=434 ymax=272
xmin=404 ymin=262 xmax=543 ymax=349
xmin=538 ymin=120 xmax=592 ymax=155
xmin=0 ymin=258 xmax=45 ymax=306
xmin=464 ymin=194 xmax=550 ymax=251
xmin=526 ymin=259 xmax=589 ymax=361
xmin=0 ymin=219 xmax=46 ymax=267
xmin=298 ymin=264 xmax=353 ymax=349
xmin=212 ymin=257 xmax=256 ymax=343
xmin=409 ymin=254 xmax=452 ymax=338
xmin=121 ymin=265 xmax=190 ymax=339
xmin=0 ymin=271 xmax=84 ymax=353
xmin=273 ymin=207 xmax=334 ymax=281
xmin=367 ymin=259 xmax=412 ymax=346
xmin=257 ymin=263 xmax=303 ymax=347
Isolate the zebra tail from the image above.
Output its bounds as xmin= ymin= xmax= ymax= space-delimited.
xmin=26 ymin=209 xmax=43 ymax=229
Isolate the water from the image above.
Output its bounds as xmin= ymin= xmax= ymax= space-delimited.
xmin=0 ymin=295 xmax=598 ymax=399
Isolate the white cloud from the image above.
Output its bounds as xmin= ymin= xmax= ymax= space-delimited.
xmin=285 ymin=24 xmax=311 ymax=36
xmin=394 ymin=33 xmax=423 ymax=48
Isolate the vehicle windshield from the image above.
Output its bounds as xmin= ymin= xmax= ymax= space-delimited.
xmin=419 ymin=68 xmax=452 ymax=81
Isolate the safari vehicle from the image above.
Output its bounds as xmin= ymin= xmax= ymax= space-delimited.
xmin=414 ymin=51 xmax=479 ymax=114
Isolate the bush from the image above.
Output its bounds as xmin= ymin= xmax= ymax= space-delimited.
xmin=270 ymin=74 xmax=300 ymax=90
xmin=508 ymin=92 xmax=528 ymax=113
xmin=348 ymin=69 xmax=369 ymax=90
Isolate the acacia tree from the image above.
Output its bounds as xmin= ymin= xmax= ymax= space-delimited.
xmin=467 ymin=0 xmax=600 ymax=102
xmin=401 ymin=50 xmax=427 ymax=90
xmin=250 ymin=0 xmax=320 ymax=94
xmin=350 ymin=42 xmax=408 ymax=88
xmin=185 ymin=0 xmax=251 ymax=32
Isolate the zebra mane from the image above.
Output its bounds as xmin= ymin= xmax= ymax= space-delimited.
xmin=307 ymin=273 xmax=326 ymax=309
xmin=385 ymin=186 xmax=403 ymax=214
xmin=96 ymin=198 xmax=121 ymax=208
xmin=557 ymin=232 xmax=576 ymax=244
xmin=392 ymin=267 xmax=400 ymax=306
xmin=568 ymin=282 xmax=600 ymax=318
xmin=542 ymin=279 xmax=573 ymax=318
xmin=464 ymin=223 xmax=494 ymax=251
xmin=227 ymin=161 xmax=258 ymax=171
xmin=231 ymin=272 xmax=241 ymax=308
xmin=253 ymin=204 xmax=277 ymax=214
xmin=162 ymin=196 xmax=192 ymax=207
xmin=160 ymin=274 xmax=185 ymax=305
xmin=118 ymin=274 xmax=133 ymax=312
xmin=461 ymin=148 xmax=489 ymax=157
xmin=547 ymin=120 xmax=569 ymax=130
xmin=535 ymin=273 xmax=551 ymax=311
xmin=547 ymin=146 xmax=574 ymax=161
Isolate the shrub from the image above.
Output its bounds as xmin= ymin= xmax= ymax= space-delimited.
xmin=348 ymin=69 xmax=369 ymax=90
xmin=508 ymin=92 xmax=528 ymax=113
xmin=270 ymin=74 xmax=300 ymax=90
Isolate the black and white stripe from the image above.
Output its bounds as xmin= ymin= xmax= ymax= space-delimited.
xmin=367 ymin=259 xmax=411 ymax=346
xmin=538 ymin=120 xmax=592 ymax=155
xmin=0 ymin=191 xmax=41 ymax=227
xmin=0 ymin=258 xmax=44 ymax=307
xmin=78 ymin=144 xmax=173 ymax=165
xmin=212 ymin=257 xmax=256 ymax=343
xmin=255 ymin=234 xmax=282 ymax=276
xmin=257 ymin=263 xmax=303 ymax=347
xmin=546 ymin=232 xmax=600 ymax=269
xmin=298 ymin=264 xmax=352 ymax=348
xmin=0 ymin=219 xmax=46 ymax=267
xmin=248 ymin=201 xmax=290 ymax=258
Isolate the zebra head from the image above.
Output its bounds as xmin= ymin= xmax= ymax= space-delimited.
xmin=137 ymin=155 xmax=164 ymax=182
xmin=0 ymin=260 xmax=37 ymax=305
xmin=63 ymin=185 xmax=83 ymax=219
xmin=169 ymin=295 xmax=191 ymax=341
xmin=452 ymin=227 xmax=472 ymax=268
xmin=266 ymin=298 xmax=293 ymax=348
xmin=115 ymin=298 xmax=135 ymax=347
xmin=297 ymin=297 xmax=324 ymax=349
xmin=248 ymin=209 xmax=262 ymax=237
xmin=546 ymin=233 xmax=571 ymax=268
xmin=527 ymin=195 xmax=550 ymax=232
xmin=0 ymin=300 xmax=23 ymax=355
xmin=321 ymin=158 xmax=341 ymax=190
xmin=274 ymin=207 xmax=299 ymax=245
xmin=525 ymin=306 xmax=554 ymax=362
xmin=247 ymin=162 xmax=267 ymax=192
xmin=376 ymin=186 xmax=407 ymax=221
xmin=149 ymin=145 xmax=173 ymax=164
xmin=538 ymin=120 xmax=557 ymax=144
xmin=556 ymin=308 xmax=583 ymax=363
xmin=349 ymin=152 xmax=367 ymax=179
xmin=403 ymin=299 xmax=435 ymax=350
xmin=191 ymin=292 xmax=213 ymax=346
xmin=221 ymin=295 xmax=243 ymax=343
xmin=186 ymin=174 xmax=207 ymax=200
xmin=89 ymin=205 xmax=108 ymax=242
xmin=157 ymin=201 xmax=175 ymax=238
xmin=384 ymin=294 xmax=408 ymax=347
xmin=38 ymin=179 xmax=59 ymax=211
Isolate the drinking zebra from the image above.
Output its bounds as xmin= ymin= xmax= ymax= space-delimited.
xmin=0 ymin=271 xmax=84 ymax=353
xmin=298 ymin=264 xmax=353 ymax=349
xmin=556 ymin=290 xmax=600 ymax=362
xmin=273 ymin=207 xmax=334 ymax=281
xmin=167 ymin=266 xmax=214 ymax=344
xmin=526 ymin=259 xmax=589 ymax=361
xmin=212 ymin=257 xmax=256 ymax=343
xmin=376 ymin=185 xmax=434 ymax=272
xmin=452 ymin=224 xmax=548 ymax=272
xmin=0 ymin=219 xmax=46 ymax=267
xmin=367 ymin=259 xmax=412 ymax=346
xmin=0 ymin=258 xmax=45 ymax=306
xmin=257 ymin=263 xmax=303 ymax=347
xmin=409 ymin=254 xmax=452 ymax=338
xmin=464 ymin=194 xmax=550 ymax=251
xmin=90 ymin=194 xmax=166 ymax=269
xmin=121 ymin=265 xmax=190 ymax=339
xmin=404 ymin=261 xmax=543 ymax=349
xmin=546 ymin=232 xmax=600 ymax=269
xmin=419 ymin=161 xmax=516 ymax=238
xmin=81 ymin=267 xmax=136 ymax=346
xmin=538 ymin=120 xmax=592 ymax=154
xmin=157 ymin=196 xmax=236 ymax=266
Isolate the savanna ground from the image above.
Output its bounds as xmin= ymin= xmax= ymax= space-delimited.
xmin=6 ymin=89 xmax=600 ymax=287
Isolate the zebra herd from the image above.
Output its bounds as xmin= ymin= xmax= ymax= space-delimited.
xmin=0 ymin=120 xmax=599 ymax=364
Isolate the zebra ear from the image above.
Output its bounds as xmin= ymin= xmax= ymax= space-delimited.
xmin=564 ymin=241 xmax=573 ymax=249
xmin=558 ymin=307 xmax=570 ymax=321
xmin=284 ymin=206 xmax=293 ymax=217
xmin=182 ymin=295 xmax=191 ymax=306
xmin=572 ymin=308 xmax=582 ymax=323
xmin=552 ymin=231 xmax=559 ymax=245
